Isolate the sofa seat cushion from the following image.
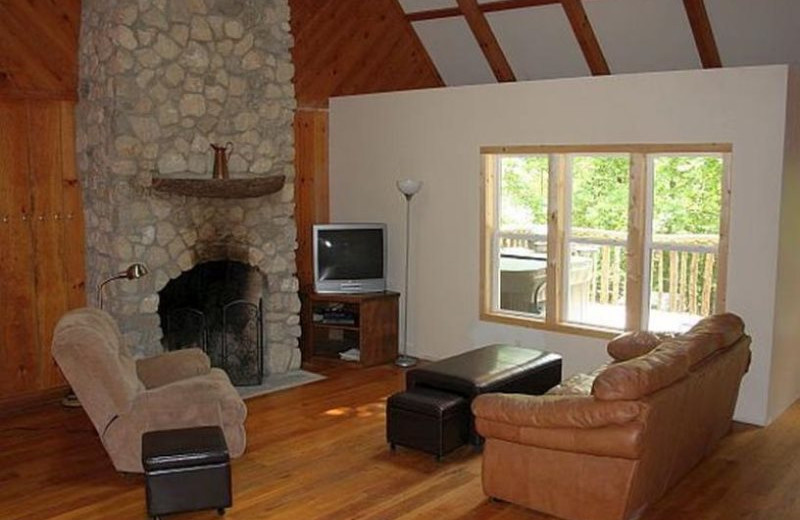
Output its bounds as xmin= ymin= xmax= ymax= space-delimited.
xmin=546 ymin=364 xmax=608 ymax=396
xmin=592 ymin=346 xmax=690 ymax=401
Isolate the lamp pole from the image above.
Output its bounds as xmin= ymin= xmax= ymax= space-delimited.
xmin=396 ymin=180 xmax=422 ymax=368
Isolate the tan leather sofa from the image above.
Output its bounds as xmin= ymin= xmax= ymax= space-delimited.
xmin=472 ymin=313 xmax=751 ymax=520
xmin=52 ymin=307 xmax=247 ymax=473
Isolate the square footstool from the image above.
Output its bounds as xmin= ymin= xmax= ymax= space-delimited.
xmin=387 ymin=387 xmax=469 ymax=460
xmin=406 ymin=344 xmax=562 ymax=444
xmin=142 ymin=426 xmax=231 ymax=520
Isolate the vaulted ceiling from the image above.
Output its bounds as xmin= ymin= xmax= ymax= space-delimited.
xmin=398 ymin=0 xmax=800 ymax=86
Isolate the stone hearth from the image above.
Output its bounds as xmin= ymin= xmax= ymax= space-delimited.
xmin=76 ymin=0 xmax=301 ymax=374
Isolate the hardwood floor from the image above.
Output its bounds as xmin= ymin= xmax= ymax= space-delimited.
xmin=1 ymin=360 xmax=798 ymax=520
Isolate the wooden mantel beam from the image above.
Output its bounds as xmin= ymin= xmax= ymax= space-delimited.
xmin=456 ymin=0 xmax=516 ymax=82
xmin=560 ymin=0 xmax=609 ymax=76
xmin=682 ymin=0 xmax=722 ymax=68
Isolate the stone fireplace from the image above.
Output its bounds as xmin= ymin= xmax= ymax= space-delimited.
xmin=76 ymin=0 xmax=301 ymax=375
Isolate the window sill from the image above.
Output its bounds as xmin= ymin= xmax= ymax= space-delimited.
xmin=480 ymin=310 xmax=619 ymax=340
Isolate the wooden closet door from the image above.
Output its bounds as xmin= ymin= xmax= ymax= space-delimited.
xmin=0 ymin=101 xmax=39 ymax=395
xmin=0 ymin=100 xmax=86 ymax=398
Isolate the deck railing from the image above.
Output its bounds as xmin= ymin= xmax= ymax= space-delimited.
xmin=499 ymin=231 xmax=718 ymax=316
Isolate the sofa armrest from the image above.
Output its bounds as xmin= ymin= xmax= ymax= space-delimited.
xmin=473 ymin=393 xmax=646 ymax=459
xmin=136 ymin=348 xmax=211 ymax=389
xmin=472 ymin=393 xmax=644 ymax=429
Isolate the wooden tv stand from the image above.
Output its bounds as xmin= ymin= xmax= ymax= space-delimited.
xmin=302 ymin=291 xmax=399 ymax=367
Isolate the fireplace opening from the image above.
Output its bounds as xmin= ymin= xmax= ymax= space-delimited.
xmin=158 ymin=260 xmax=265 ymax=386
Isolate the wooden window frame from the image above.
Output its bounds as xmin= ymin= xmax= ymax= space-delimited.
xmin=480 ymin=144 xmax=732 ymax=339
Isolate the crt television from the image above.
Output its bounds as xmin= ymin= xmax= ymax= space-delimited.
xmin=313 ymin=223 xmax=387 ymax=293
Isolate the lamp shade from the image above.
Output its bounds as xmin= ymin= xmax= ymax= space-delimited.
xmin=124 ymin=263 xmax=149 ymax=280
xmin=396 ymin=179 xmax=422 ymax=197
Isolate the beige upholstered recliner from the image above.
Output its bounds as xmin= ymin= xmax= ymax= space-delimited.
xmin=52 ymin=307 xmax=247 ymax=473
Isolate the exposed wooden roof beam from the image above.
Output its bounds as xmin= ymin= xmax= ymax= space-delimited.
xmin=456 ymin=0 xmax=516 ymax=82
xmin=560 ymin=0 xmax=609 ymax=75
xmin=407 ymin=0 xmax=559 ymax=22
xmin=682 ymin=0 xmax=722 ymax=68
xmin=406 ymin=6 xmax=462 ymax=22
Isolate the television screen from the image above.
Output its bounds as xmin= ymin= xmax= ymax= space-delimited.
xmin=318 ymin=229 xmax=383 ymax=280
xmin=314 ymin=224 xmax=387 ymax=293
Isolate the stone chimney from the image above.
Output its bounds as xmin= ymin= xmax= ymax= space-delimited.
xmin=76 ymin=0 xmax=301 ymax=372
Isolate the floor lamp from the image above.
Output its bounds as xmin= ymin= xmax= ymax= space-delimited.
xmin=62 ymin=263 xmax=150 ymax=408
xmin=396 ymin=179 xmax=422 ymax=368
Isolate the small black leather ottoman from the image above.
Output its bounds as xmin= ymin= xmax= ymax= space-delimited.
xmin=387 ymin=387 xmax=469 ymax=460
xmin=142 ymin=426 xmax=231 ymax=520
xmin=406 ymin=344 xmax=562 ymax=444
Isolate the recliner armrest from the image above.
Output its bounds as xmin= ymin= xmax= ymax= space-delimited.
xmin=136 ymin=348 xmax=211 ymax=389
xmin=133 ymin=368 xmax=247 ymax=426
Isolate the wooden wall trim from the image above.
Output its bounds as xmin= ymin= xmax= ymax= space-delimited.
xmin=683 ymin=0 xmax=722 ymax=69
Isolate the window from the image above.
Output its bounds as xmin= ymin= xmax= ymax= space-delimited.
xmin=481 ymin=145 xmax=731 ymax=337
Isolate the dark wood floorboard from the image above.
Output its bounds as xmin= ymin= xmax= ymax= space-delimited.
xmin=0 ymin=359 xmax=797 ymax=519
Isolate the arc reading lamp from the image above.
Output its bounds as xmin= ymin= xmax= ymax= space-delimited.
xmin=63 ymin=263 xmax=150 ymax=408
xmin=395 ymin=179 xmax=422 ymax=368
xmin=97 ymin=263 xmax=149 ymax=309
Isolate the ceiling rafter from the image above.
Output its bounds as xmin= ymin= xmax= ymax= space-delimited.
xmin=456 ymin=0 xmax=516 ymax=82
xmin=682 ymin=0 xmax=722 ymax=68
xmin=407 ymin=0 xmax=560 ymax=22
xmin=560 ymin=0 xmax=609 ymax=75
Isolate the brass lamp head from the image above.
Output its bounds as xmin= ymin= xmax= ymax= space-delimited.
xmin=124 ymin=263 xmax=149 ymax=280
xmin=97 ymin=263 xmax=150 ymax=309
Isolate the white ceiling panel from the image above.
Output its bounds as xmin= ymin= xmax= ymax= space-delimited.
xmin=584 ymin=0 xmax=700 ymax=74
xmin=487 ymin=5 xmax=590 ymax=81
xmin=398 ymin=0 xmax=457 ymax=13
xmin=706 ymin=0 xmax=800 ymax=67
xmin=412 ymin=18 xmax=496 ymax=86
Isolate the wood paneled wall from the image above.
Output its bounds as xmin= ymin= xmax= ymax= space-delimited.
xmin=0 ymin=0 xmax=84 ymax=406
xmin=290 ymin=0 xmax=443 ymax=301
xmin=0 ymin=0 xmax=80 ymax=100
xmin=290 ymin=0 xmax=443 ymax=109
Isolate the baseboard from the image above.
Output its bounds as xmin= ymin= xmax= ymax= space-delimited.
xmin=0 ymin=386 xmax=70 ymax=419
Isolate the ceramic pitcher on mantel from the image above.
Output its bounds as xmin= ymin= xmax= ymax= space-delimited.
xmin=210 ymin=142 xmax=233 ymax=179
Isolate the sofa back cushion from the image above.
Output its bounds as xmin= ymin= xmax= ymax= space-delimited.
xmin=607 ymin=331 xmax=662 ymax=361
xmin=592 ymin=345 xmax=690 ymax=401
xmin=679 ymin=313 xmax=745 ymax=367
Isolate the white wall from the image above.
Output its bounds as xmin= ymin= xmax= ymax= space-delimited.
xmin=329 ymin=65 xmax=793 ymax=425
xmin=768 ymin=66 xmax=800 ymax=422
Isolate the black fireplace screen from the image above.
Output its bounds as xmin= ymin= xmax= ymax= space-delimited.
xmin=159 ymin=261 xmax=264 ymax=386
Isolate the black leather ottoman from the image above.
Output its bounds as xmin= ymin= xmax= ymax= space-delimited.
xmin=142 ymin=426 xmax=231 ymax=520
xmin=406 ymin=344 xmax=562 ymax=444
xmin=387 ymin=387 xmax=469 ymax=460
